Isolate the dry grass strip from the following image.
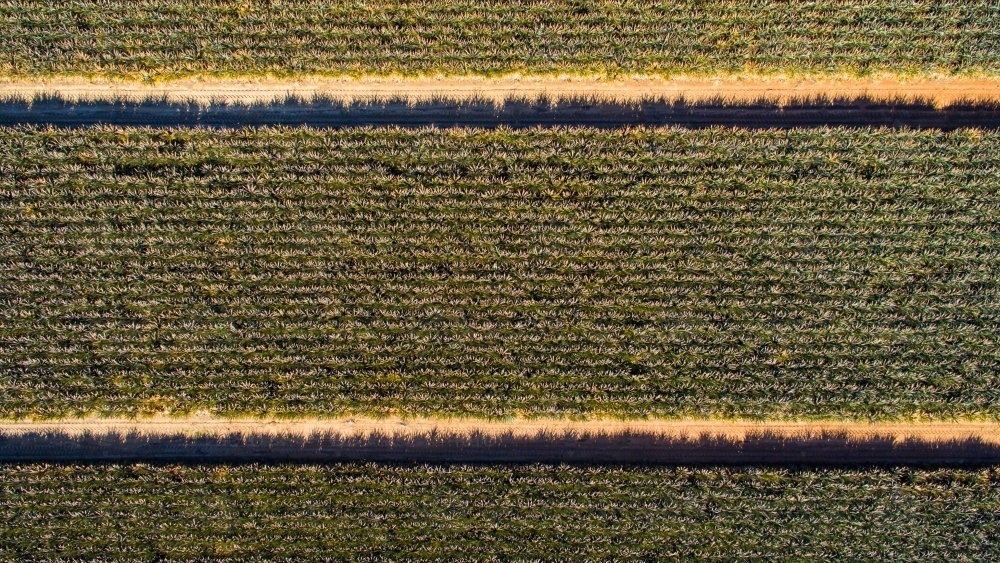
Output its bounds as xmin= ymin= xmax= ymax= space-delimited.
xmin=3 ymin=415 xmax=999 ymax=445
xmin=2 ymin=75 xmax=999 ymax=107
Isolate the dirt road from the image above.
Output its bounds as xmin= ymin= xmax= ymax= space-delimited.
xmin=4 ymin=75 xmax=1000 ymax=131
xmin=3 ymin=417 xmax=999 ymax=465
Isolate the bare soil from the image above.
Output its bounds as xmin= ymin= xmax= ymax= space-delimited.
xmin=2 ymin=75 xmax=999 ymax=106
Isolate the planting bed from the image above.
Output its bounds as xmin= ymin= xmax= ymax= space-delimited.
xmin=1 ymin=126 xmax=997 ymax=419
xmin=2 ymin=463 xmax=998 ymax=560
xmin=1 ymin=1 xmax=999 ymax=79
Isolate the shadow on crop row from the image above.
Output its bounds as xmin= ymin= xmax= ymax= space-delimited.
xmin=3 ymin=94 xmax=1000 ymax=129
xmin=3 ymin=429 xmax=999 ymax=466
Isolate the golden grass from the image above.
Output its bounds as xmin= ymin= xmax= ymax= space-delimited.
xmin=4 ymin=415 xmax=1000 ymax=445
xmin=2 ymin=74 xmax=1000 ymax=107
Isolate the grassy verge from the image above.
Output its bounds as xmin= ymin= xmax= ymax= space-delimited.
xmin=3 ymin=417 xmax=1000 ymax=444
xmin=1 ymin=463 xmax=998 ymax=560
xmin=1 ymin=1 xmax=999 ymax=80
xmin=1 ymin=126 xmax=998 ymax=419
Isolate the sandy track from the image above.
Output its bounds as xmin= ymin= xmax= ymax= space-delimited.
xmin=2 ymin=75 xmax=1000 ymax=106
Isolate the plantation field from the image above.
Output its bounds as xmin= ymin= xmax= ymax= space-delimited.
xmin=1 ymin=1 xmax=999 ymax=79
xmin=1 ymin=463 xmax=997 ymax=560
xmin=1 ymin=126 xmax=998 ymax=419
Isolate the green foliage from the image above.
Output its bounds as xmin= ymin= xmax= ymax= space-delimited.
xmin=1 ymin=125 xmax=999 ymax=419
xmin=1 ymin=463 xmax=998 ymax=561
xmin=0 ymin=1 xmax=999 ymax=78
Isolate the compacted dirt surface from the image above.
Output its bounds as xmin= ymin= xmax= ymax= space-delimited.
xmin=2 ymin=417 xmax=999 ymax=465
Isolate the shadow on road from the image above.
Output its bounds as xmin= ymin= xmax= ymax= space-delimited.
xmin=2 ymin=94 xmax=1000 ymax=129
xmin=4 ymin=429 xmax=999 ymax=466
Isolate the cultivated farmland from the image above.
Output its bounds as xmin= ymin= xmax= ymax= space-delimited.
xmin=1 ymin=125 xmax=998 ymax=420
xmin=1 ymin=463 xmax=998 ymax=560
xmin=4 ymin=1 xmax=1000 ymax=559
xmin=0 ymin=1 xmax=999 ymax=80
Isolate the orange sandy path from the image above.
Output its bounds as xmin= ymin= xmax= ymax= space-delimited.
xmin=2 ymin=75 xmax=999 ymax=107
